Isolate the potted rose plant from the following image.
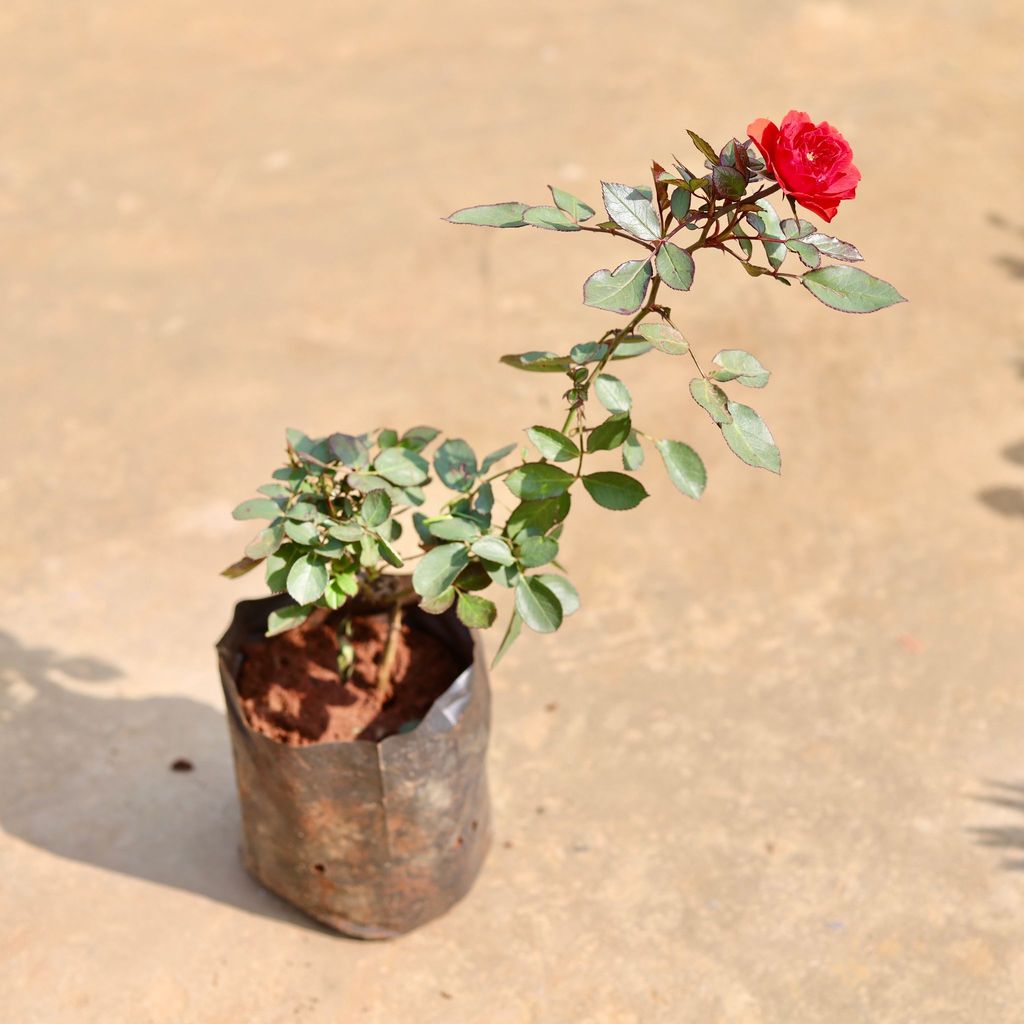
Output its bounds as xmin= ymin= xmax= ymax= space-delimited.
xmin=218 ymin=111 xmax=903 ymax=938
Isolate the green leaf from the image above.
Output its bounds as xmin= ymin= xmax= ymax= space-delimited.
xmin=420 ymin=588 xmax=456 ymax=614
xmin=636 ymin=321 xmax=688 ymax=355
xmin=712 ymin=164 xmax=746 ymax=199
xmin=374 ymin=447 xmax=430 ymax=486
xmin=265 ymin=547 xmax=297 ymax=592
xmin=570 ymin=341 xmax=606 ymax=364
xmin=377 ymin=517 xmax=402 ymax=543
xmin=655 ymin=439 xmax=706 ymax=499
xmin=731 ymin=223 xmax=754 ymax=259
xmin=328 ymin=432 xmax=370 ymax=468
xmin=347 ymin=474 xmax=386 ymax=492
xmin=612 ymin=339 xmax=654 ymax=360
xmin=284 ymin=519 xmax=317 ymax=545
xmin=434 ymin=438 xmax=478 ymax=492
xmin=361 ymin=490 xmax=391 ymax=527
xmin=720 ymin=403 xmax=781 ymax=473
xmin=446 ymin=202 xmax=528 ymax=228
xmin=538 ymin=574 xmax=580 ymax=616
xmin=670 ymin=187 xmax=691 ymax=222
xmin=593 ymin=374 xmax=631 ymax=413
xmin=324 ymin=570 xmax=359 ymax=609
xmin=386 ymin=484 xmax=425 ymax=507
xmin=710 ymin=349 xmax=770 ymax=388
xmin=359 ymin=534 xmax=379 ymax=567
xmin=506 ymin=494 xmax=571 ymax=538
xmin=285 ymin=427 xmax=313 ymax=451
xmin=750 ymin=200 xmax=787 ymax=269
xmin=221 ymin=556 xmax=263 ymax=579
xmin=505 ymin=463 xmax=575 ymax=500
xmin=581 ymin=471 xmax=648 ymax=510
xmin=622 ymin=430 xmax=645 ymax=470
xmin=786 ymin=239 xmax=820 ymax=269
xmin=655 ymin=242 xmax=695 ymax=291
xmin=283 ymin=502 xmax=318 ymax=521
xmin=742 ymin=139 xmax=767 ymax=174
xmin=527 ymin=426 xmax=579 ymax=462
xmin=523 ymin=205 xmax=581 ymax=231
xmin=500 ymin=351 xmax=572 ymax=373
xmin=801 ymin=266 xmax=906 ymax=314
xmin=802 ymin=232 xmax=863 ymax=262
xmin=257 ymin=483 xmax=290 ymax=499
xmin=517 ymin=534 xmax=559 ymax=569
xmin=400 ymin=425 xmax=441 ymax=452
xmin=549 ymin=186 xmax=595 ymax=223
xmin=232 ymin=498 xmax=282 ymax=521
xmin=287 ymin=554 xmax=328 ymax=604
xmin=327 ymin=522 xmax=363 ymax=542
xmin=515 ymin=577 xmax=563 ymax=634
xmin=689 ymin=378 xmax=733 ymax=425
xmin=480 ymin=443 xmax=516 ymax=473
xmin=266 ymin=604 xmax=311 ymax=637
xmin=475 ymin=482 xmax=495 ymax=515
xmin=412 ymin=512 xmax=432 ymax=544
xmin=377 ymin=428 xmax=399 ymax=449
xmin=314 ymin=537 xmax=346 ymax=559
xmin=781 ymin=217 xmax=815 ymax=240
xmin=456 ymin=592 xmax=497 ymax=629
xmin=245 ymin=522 xmax=285 ymax=559
xmin=454 ymin=562 xmax=491 ymax=591
xmin=600 ymin=181 xmax=661 ymax=241
xmin=428 ymin=516 xmax=481 ymax=541
xmin=336 ymin=570 xmax=360 ymax=597
xmin=571 ymin=338 xmax=652 ymax=364
xmin=412 ymin=543 xmax=470 ymax=599
xmin=492 ymin=611 xmax=523 ymax=668
xmin=686 ymin=129 xmax=719 ymax=162
xmin=583 ymin=258 xmax=653 ymax=315
xmin=471 ymin=535 xmax=515 ymax=565
xmin=587 ymin=412 xmax=631 ymax=453
xmin=376 ymin=536 xmax=404 ymax=568
xmin=486 ymin=561 xmax=519 ymax=588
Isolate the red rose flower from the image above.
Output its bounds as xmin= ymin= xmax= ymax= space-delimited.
xmin=747 ymin=110 xmax=860 ymax=222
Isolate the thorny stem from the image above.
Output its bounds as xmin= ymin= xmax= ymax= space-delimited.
xmin=719 ymin=243 xmax=801 ymax=280
xmin=559 ymin=277 xmax=663 ymax=437
xmin=578 ymin=223 xmax=656 ymax=249
xmin=377 ymin=602 xmax=403 ymax=703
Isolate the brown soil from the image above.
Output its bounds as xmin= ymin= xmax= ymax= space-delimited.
xmin=236 ymin=611 xmax=464 ymax=745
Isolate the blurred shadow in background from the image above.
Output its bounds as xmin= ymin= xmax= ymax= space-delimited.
xmin=970 ymin=781 xmax=1024 ymax=872
xmin=989 ymin=213 xmax=1024 ymax=282
xmin=0 ymin=629 xmax=320 ymax=931
xmin=979 ymin=438 xmax=1024 ymax=520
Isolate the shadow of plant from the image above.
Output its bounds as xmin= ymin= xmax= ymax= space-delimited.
xmin=989 ymin=212 xmax=1024 ymax=281
xmin=0 ymin=629 xmax=326 ymax=933
xmin=977 ymin=363 xmax=1024 ymax=519
xmin=969 ymin=781 xmax=1024 ymax=871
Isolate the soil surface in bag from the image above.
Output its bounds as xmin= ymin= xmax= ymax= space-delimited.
xmin=236 ymin=611 xmax=463 ymax=745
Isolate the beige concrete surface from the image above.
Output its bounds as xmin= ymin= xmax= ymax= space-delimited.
xmin=2 ymin=2 xmax=1024 ymax=1021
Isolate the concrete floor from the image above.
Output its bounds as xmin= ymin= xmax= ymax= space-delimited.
xmin=2 ymin=2 xmax=1024 ymax=1021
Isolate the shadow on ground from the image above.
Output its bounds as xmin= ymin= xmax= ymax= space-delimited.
xmin=989 ymin=212 xmax=1024 ymax=281
xmin=0 ymin=629 xmax=326 ymax=933
xmin=969 ymin=781 xmax=1024 ymax=871
xmin=977 ymin=359 xmax=1024 ymax=518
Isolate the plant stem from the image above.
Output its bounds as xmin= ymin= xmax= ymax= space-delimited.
xmin=559 ymin=277 xmax=663 ymax=436
xmin=578 ymin=223 xmax=656 ymax=249
xmin=377 ymin=603 xmax=403 ymax=703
